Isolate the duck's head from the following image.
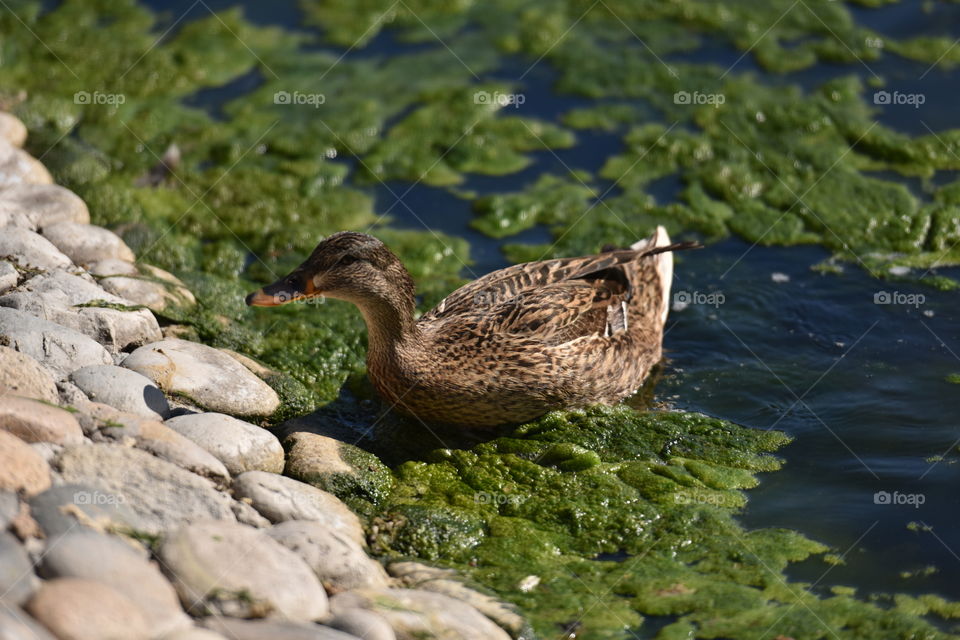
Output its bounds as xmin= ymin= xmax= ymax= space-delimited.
xmin=245 ymin=232 xmax=415 ymax=311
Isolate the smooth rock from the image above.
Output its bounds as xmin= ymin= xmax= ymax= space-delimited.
xmin=0 ymin=431 xmax=50 ymax=496
xmin=89 ymin=259 xmax=196 ymax=312
xmin=70 ymin=365 xmax=170 ymax=420
xmin=0 ymin=607 xmax=58 ymax=640
xmin=232 ymin=471 xmax=365 ymax=546
xmin=327 ymin=609 xmax=395 ymax=640
xmin=330 ymin=589 xmax=511 ymax=640
xmin=269 ymin=520 xmax=388 ymax=591
xmin=82 ymin=403 xmax=228 ymax=481
xmin=41 ymin=222 xmax=134 ymax=267
xmin=0 ymin=227 xmax=71 ymax=271
xmin=0 ymin=184 xmax=89 ymax=230
xmin=123 ymin=339 xmax=279 ymax=417
xmin=39 ymin=530 xmax=190 ymax=637
xmin=0 ymin=139 xmax=51 ymax=188
xmin=202 ymin=618 xmax=359 ymax=640
xmin=0 ymin=346 xmax=58 ymax=403
xmin=0 ymin=491 xmax=18 ymax=529
xmin=159 ymin=520 xmax=328 ymax=621
xmin=0 ymin=271 xmax=161 ymax=352
xmin=26 ymin=578 xmax=150 ymax=640
xmin=28 ymin=483 xmax=145 ymax=539
xmin=0 ymin=307 xmax=112 ymax=379
xmin=0 ymin=396 xmax=83 ymax=445
xmin=56 ymin=444 xmax=236 ymax=534
xmin=0 ymin=261 xmax=16 ymax=292
xmin=0 ymin=531 xmax=36 ymax=605
xmin=0 ymin=113 xmax=27 ymax=148
xmin=283 ymin=431 xmax=392 ymax=505
xmin=165 ymin=413 xmax=283 ymax=475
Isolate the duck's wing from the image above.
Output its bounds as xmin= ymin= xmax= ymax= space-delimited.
xmin=422 ymin=241 xmax=695 ymax=325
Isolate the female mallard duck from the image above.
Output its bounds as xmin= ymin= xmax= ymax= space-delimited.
xmin=246 ymin=227 xmax=696 ymax=427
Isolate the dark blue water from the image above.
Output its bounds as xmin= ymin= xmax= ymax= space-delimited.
xmin=146 ymin=0 xmax=960 ymax=607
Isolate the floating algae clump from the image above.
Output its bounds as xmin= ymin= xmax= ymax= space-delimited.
xmin=368 ymin=405 xmax=960 ymax=638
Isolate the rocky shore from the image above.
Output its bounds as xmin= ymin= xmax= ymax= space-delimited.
xmin=0 ymin=113 xmax=520 ymax=640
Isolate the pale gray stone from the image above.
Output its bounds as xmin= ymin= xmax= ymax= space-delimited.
xmin=159 ymin=520 xmax=327 ymax=621
xmin=0 ymin=395 xmax=83 ymax=445
xmin=0 ymin=184 xmax=89 ymax=230
xmin=202 ymin=618 xmax=359 ymax=640
xmin=269 ymin=520 xmax=389 ymax=591
xmin=0 ymin=307 xmax=112 ymax=379
xmin=41 ymin=222 xmax=134 ymax=267
xmin=70 ymin=365 xmax=170 ymax=420
xmin=123 ymin=339 xmax=279 ymax=417
xmin=0 ymin=227 xmax=71 ymax=270
xmin=0 ymin=139 xmax=52 ymax=188
xmin=0 ymin=532 xmax=36 ymax=606
xmin=39 ymin=530 xmax=190 ymax=637
xmin=89 ymin=259 xmax=196 ymax=312
xmin=0 ymin=271 xmax=161 ymax=352
xmin=330 ymin=589 xmax=511 ymax=640
xmin=164 ymin=413 xmax=283 ymax=475
xmin=56 ymin=444 xmax=236 ymax=534
xmin=0 ymin=113 xmax=27 ymax=148
xmin=0 ymin=607 xmax=57 ymax=640
xmin=232 ymin=471 xmax=365 ymax=546
xmin=327 ymin=609 xmax=395 ymax=640
xmin=29 ymin=483 xmax=146 ymax=539
xmin=0 ymin=261 xmax=16 ymax=292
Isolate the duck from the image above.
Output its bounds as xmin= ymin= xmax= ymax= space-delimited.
xmin=246 ymin=227 xmax=698 ymax=427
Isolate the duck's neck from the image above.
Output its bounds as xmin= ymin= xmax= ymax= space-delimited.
xmin=353 ymin=293 xmax=421 ymax=372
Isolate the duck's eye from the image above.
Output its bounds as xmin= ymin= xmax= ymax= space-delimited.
xmin=338 ymin=255 xmax=360 ymax=267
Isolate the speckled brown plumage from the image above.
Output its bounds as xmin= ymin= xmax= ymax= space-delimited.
xmin=246 ymin=227 xmax=696 ymax=427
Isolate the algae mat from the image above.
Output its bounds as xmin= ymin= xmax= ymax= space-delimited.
xmin=4 ymin=0 xmax=960 ymax=637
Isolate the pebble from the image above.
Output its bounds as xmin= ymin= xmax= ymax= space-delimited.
xmin=0 ymin=112 xmax=27 ymax=147
xmin=0 ymin=531 xmax=37 ymax=606
xmin=0 ymin=184 xmax=90 ymax=230
xmin=0 ymin=227 xmax=72 ymax=271
xmin=39 ymin=530 xmax=191 ymax=637
xmin=232 ymin=471 xmax=366 ymax=546
xmin=330 ymin=589 xmax=511 ymax=640
xmin=40 ymin=222 xmax=135 ymax=267
xmin=123 ymin=339 xmax=279 ymax=417
xmin=89 ymin=259 xmax=196 ymax=312
xmin=269 ymin=520 xmax=389 ymax=591
xmin=70 ymin=365 xmax=170 ymax=420
xmin=0 ymin=396 xmax=83 ymax=445
xmin=0 ymin=260 xmax=17 ymax=292
xmin=0 ymin=431 xmax=51 ymax=496
xmin=56 ymin=444 xmax=237 ymax=533
xmin=161 ymin=629 xmax=229 ymax=640
xmin=82 ymin=403 xmax=228 ymax=481
xmin=0 ymin=346 xmax=59 ymax=403
xmin=202 ymin=618 xmax=360 ymax=640
xmin=0 ymin=607 xmax=58 ymax=640
xmin=0 ymin=307 xmax=112 ymax=379
xmin=28 ymin=483 xmax=146 ymax=539
xmin=327 ymin=609 xmax=395 ymax=640
xmin=159 ymin=520 xmax=328 ymax=621
xmin=770 ymin=272 xmax=790 ymax=283
xmin=0 ymin=491 xmax=18 ymax=530
xmin=165 ymin=412 xmax=284 ymax=475
xmin=0 ymin=270 xmax=162 ymax=352
xmin=25 ymin=578 xmax=150 ymax=640
xmin=0 ymin=138 xmax=52 ymax=188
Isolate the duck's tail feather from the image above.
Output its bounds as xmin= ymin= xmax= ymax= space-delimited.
xmin=630 ymin=226 xmax=702 ymax=324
